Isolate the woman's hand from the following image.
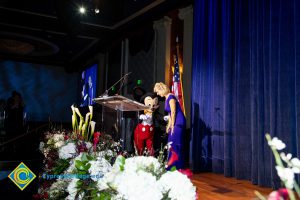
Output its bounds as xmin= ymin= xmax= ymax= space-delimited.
xmin=169 ymin=98 xmax=176 ymax=135
xmin=166 ymin=123 xmax=170 ymax=133
xmin=166 ymin=122 xmax=175 ymax=134
xmin=170 ymin=125 xmax=174 ymax=135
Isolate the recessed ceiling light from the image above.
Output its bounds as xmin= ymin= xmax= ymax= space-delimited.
xmin=79 ymin=6 xmax=86 ymax=14
xmin=95 ymin=8 xmax=100 ymax=14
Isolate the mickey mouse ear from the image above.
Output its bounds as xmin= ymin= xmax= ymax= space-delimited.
xmin=140 ymin=92 xmax=158 ymax=103
xmin=153 ymin=97 xmax=158 ymax=105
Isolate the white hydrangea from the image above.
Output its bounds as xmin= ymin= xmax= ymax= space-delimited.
xmin=59 ymin=143 xmax=77 ymax=159
xmin=110 ymin=170 xmax=163 ymax=200
xmin=53 ymin=134 xmax=65 ymax=142
xmin=96 ymin=157 xmax=119 ymax=191
xmin=66 ymin=178 xmax=80 ymax=200
xmin=101 ymin=156 xmax=124 ymax=185
xmin=49 ymin=179 xmax=68 ymax=199
xmin=157 ymin=171 xmax=196 ymax=200
xmin=54 ymin=140 xmax=66 ymax=149
xmin=103 ymin=156 xmax=194 ymax=200
xmin=43 ymin=147 xmax=50 ymax=157
xmin=88 ymin=157 xmax=112 ymax=181
xmin=97 ymin=178 xmax=110 ymax=191
xmin=102 ymin=156 xmax=164 ymax=199
xmin=106 ymin=150 xmax=114 ymax=157
xmin=124 ymin=156 xmax=163 ymax=175
xmin=97 ymin=150 xmax=115 ymax=159
xmin=85 ymin=142 xmax=93 ymax=149
xmin=111 ymin=193 xmax=124 ymax=200
xmin=39 ymin=142 xmax=44 ymax=152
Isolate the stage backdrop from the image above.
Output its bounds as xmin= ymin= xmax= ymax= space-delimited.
xmin=191 ymin=0 xmax=300 ymax=188
xmin=0 ymin=61 xmax=78 ymax=122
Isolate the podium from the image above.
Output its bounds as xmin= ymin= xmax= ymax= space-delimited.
xmin=93 ymin=95 xmax=149 ymax=112
xmin=93 ymin=95 xmax=149 ymax=151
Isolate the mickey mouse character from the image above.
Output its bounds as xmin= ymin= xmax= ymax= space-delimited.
xmin=134 ymin=93 xmax=159 ymax=156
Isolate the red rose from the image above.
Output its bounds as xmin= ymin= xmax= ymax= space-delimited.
xmin=32 ymin=194 xmax=41 ymax=199
xmin=93 ymin=132 xmax=101 ymax=150
xmin=64 ymin=135 xmax=69 ymax=140
xmin=43 ymin=192 xmax=49 ymax=199
xmin=268 ymin=188 xmax=289 ymax=200
xmin=94 ymin=132 xmax=101 ymax=140
xmin=78 ymin=145 xmax=87 ymax=152
xmin=178 ymin=168 xmax=193 ymax=179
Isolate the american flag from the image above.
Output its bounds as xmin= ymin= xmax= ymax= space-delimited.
xmin=171 ymin=51 xmax=185 ymax=114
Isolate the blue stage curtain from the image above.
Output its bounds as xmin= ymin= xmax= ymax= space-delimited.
xmin=190 ymin=0 xmax=300 ymax=187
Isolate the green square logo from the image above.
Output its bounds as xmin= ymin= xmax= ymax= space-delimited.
xmin=8 ymin=162 xmax=36 ymax=191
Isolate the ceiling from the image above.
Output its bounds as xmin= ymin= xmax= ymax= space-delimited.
xmin=0 ymin=0 xmax=191 ymax=72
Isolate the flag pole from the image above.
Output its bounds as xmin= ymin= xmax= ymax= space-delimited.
xmin=176 ymin=36 xmax=186 ymax=116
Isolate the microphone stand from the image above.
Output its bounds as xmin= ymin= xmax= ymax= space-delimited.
xmin=100 ymin=72 xmax=132 ymax=97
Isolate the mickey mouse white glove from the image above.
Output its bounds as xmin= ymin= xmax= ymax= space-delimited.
xmin=164 ymin=115 xmax=169 ymax=121
xmin=139 ymin=114 xmax=147 ymax=120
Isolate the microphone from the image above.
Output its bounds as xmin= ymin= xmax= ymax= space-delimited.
xmin=122 ymin=72 xmax=132 ymax=84
xmin=117 ymin=72 xmax=132 ymax=94
xmin=99 ymin=72 xmax=132 ymax=97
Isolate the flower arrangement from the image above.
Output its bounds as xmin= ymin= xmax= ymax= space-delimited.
xmin=34 ymin=106 xmax=122 ymax=199
xmin=256 ymin=133 xmax=300 ymax=200
xmin=96 ymin=155 xmax=197 ymax=200
xmin=34 ymin=105 xmax=197 ymax=200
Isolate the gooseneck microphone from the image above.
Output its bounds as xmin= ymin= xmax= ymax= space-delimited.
xmin=100 ymin=72 xmax=132 ymax=97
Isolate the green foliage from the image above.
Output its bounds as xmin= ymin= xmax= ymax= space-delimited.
xmin=161 ymin=190 xmax=171 ymax=200
xmin=75 ymin=153 xmax=94 ymax=172
xmin=48 ymin=191 xmax=68 ymax=200
xmin=75 ymin=180 xmax=117 ymax=200
xmin=113 ymin=155 xmax=126 ymax=172
xmin=77 ymin=180 xmax=84 ymax=188
xmin=170 ymin=166 xmax=177 ymax=172
xmin=90 ymin=189 xmax=112 ymax=200
xmin=52 ymin=159 xmax=70 ymax=175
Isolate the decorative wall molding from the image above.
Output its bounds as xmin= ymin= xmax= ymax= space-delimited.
xmin=179 ymin=5 xmax=193 ymax=128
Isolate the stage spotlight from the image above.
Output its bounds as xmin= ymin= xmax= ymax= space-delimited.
xmin=79 ymin=6 xmax=86 ymax=14
xmin=95 ymin=8 xmax=100 ymax=14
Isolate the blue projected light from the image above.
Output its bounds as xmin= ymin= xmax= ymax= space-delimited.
xmin=0 ymin=61 xmax=78 ymax=122
xmin=80 ymin=64 xmax=97 ymax=107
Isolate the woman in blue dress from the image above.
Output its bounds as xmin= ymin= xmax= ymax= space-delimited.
xmin=154 ymin=82 xmax=186 ymax=170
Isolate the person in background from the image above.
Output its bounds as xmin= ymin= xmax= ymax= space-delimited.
xmin=5 ymin=91 xmax=25 ymax=138
xmin=154 ymin=82 xmax=186 ymax=170
xmin=0 ymin=99 xmax=6 ymax=135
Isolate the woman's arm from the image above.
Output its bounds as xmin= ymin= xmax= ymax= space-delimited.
xmin=169 ymin=99 xmax=176 ymax=134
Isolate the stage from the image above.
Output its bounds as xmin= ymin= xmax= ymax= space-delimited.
xmin=192 ymin=173 xmax=272 ymax=200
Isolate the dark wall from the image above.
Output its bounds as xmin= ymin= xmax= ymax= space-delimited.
xmin=106 ymin=44 xmax=122 ymax=95
xmin=127 ymin=28 xmax=155 ymax=97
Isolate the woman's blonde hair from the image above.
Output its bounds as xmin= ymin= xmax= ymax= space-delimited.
xmin=153 ymin=82 xmax=170 ymax=95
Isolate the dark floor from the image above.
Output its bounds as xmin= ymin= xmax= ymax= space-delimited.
xmin=0 ymin=161 xmax=42 ymax=200
xmin=0 ymin=122 xmax=51 ymax=199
